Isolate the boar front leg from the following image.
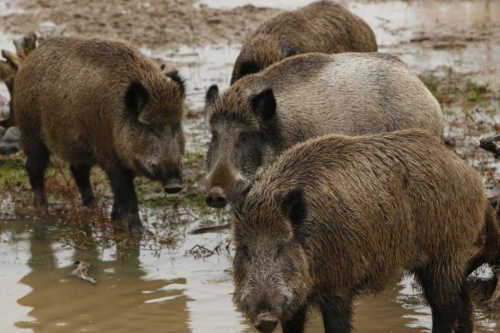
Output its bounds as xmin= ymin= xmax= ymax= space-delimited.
xmin=281 ymin=305 xmax=308 ymax=333
xmin=70 ymin=163 xmax=95 ymax=206
xmin=320 ymin=295 xmax=354 ymax=333
xmin=106 ymin=167 xmax=143 ymax=233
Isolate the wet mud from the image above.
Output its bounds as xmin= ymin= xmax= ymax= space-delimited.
xmin=0 ymin=0 xmax=500 ymax=332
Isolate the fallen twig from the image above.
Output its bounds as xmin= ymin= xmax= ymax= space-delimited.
xmin=479 ymin=135 xmax=500 ymax=158
xmin=189 ymin=223 xmax=231 ymax=235
xmin=69 ymin=261 xmax=96 ymax=284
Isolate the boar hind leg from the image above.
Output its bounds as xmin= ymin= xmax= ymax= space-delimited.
xmin=70 ymin=164 xmax=95 ymax=206
xmin=320 ymin=295 xmax=354 ymax=333
xmin=281 ymin=305 xmax=308 ymax=333
xmin=106 ymin=167 xmax=143 ymax=233
xmin=25 ymin=142 xmax=50 ymax=209
xmin=455 ymin=280 xmax=474 ymax=333
xmin=416 ymin=267 xmax=472 ymax=333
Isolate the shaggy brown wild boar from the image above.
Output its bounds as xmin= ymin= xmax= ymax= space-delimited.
xmin=205 ymin=52 xmax=443 ymax=208
xmin=14 ymin=37 xmax=185 ymax=233
xmin=232 ymin=129 xmax=500 ymax=333
xmin=230 ymin=0 xmax=377 ymax=84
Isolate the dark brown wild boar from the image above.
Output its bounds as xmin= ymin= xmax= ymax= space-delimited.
xmin=232 ymin=129 xmax=499 ymax=333
xmin=205 ymin=52 xmax=443 ymax=208
xmin=230 ymin=0 xmax=377 ymax=84
xmin=14 ymin=37 xmax=185 ymax=233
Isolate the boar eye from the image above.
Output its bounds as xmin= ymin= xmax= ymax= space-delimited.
xmin=239 ymin=132 xmax=249 ymax=143
xmin=212 ymin=131 xmax=218 ymax=141
xmin=145 ymin=123 xmax=155 ymax=133
xmin=241 ymin=245 xmax=249 ymax=257
xmin=172 ymin=122 xmax=181 ymax=132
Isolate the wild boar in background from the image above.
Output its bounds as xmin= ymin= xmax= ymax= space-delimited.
xmin=231 ymin=0 xmax=377 ymax=84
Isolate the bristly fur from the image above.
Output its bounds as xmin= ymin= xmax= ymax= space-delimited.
xmin=13 ymin=36 xmax=185 ymax=232
xmin=231 ymin=0 xmax=377 ymax=84
xmin=233 ymin=129 xmax=491 ymax=332
xmin=204 ymin=51 xmax=444 ymax=209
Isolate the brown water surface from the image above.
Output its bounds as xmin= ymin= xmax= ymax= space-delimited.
xmin=1 ymin=0 xmax=500 ymax=332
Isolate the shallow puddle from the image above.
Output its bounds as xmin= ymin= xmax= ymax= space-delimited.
xmin=1 ymin=0 xmax=500 ymax=332
xmin=1 ymin=211 xmax=498 ymax=333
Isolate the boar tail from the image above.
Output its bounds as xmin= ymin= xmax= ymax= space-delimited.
xmin=467 ymin=205 xmax=500 ymax=276
xmin=484 ymin=205 xmax=500 ymax=266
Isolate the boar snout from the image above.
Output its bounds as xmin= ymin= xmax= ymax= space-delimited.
xmin=254 ymin=312 xmax=279 ymax=333
xmin=206 ymin=186 xmax=228 ymax=208
xmin=163 ymin=178 xmax=183 ymax=193
xmin=153 ymin=157 xmax=183 ymax=194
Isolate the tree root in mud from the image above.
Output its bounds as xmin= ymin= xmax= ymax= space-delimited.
xmin=479 ymin=135 xmax=500 ymax=158
xmin=469 ymin=266 xmax=500 ymax=310
xmin=472 ymin=135 xmax=500 ymax=306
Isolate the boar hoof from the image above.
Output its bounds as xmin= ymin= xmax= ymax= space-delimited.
xmin=254 ymin=312 xmax=278 ymax=333
xmin=206 ymin=186 xmax=228 ymax=208
xmin=163 ymin=179 xmax=183 ymax=194
xmin=82 ymin=195 xmax=96 ymax=207
xmin=127 ymin=218 xmax=144 ymax=234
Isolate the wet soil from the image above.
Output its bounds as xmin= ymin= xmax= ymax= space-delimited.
xmin=0 ymin=0 xmax=279 ymax=50
xmin=0 ymin=0 xmax=500 ymax=332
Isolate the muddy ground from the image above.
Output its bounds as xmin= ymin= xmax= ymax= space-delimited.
xmin=0 ymin=0 xmax=500 ymax=332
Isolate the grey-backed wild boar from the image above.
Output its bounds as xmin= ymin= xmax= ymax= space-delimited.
xmin=230 ymin=0 xmax=377 ymax=84
xmin=232 ymin=129 xmax=500 ymax=333
xmin=205 ymin=52 xmax=443 ymax=208
xmin=14 ymin=37 xmax=185 ymax=233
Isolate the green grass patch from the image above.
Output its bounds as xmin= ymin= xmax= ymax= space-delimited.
xmin=422 ymin=74 xmax=459 ymax=104
xmin=0 ymin=157 xmax=27 ymax=191
xmin=466 ymin=80 xmax=490 ymax=103
xmin=185 ymin=149 xmax=205 ymax=167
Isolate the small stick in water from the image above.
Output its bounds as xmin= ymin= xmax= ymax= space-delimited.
xmin=69 ymin=261 xmax=96 ymax=284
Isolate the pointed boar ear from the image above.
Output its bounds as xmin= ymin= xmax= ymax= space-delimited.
xmin=239 ymin=60 xmax=259 ymax=78
xmin=125 ymin=81 xmax=149 ymax=117
xmin=1 ymin=50 xmax=22 ymax=70
xmin=165 ymin=70 xmax=185 ymax=98
xmin=205 ymin=84 xmax=219 ymax=105
xmin=286 ymin=48 xmax=297 ymax=57
xmin=281 ymin=188 xmax=307 ymax=227
xmin=251 ymin=88 xmax=276 ymax=121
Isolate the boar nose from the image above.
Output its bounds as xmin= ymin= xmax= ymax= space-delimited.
xmin=163 ymin=178 xmax=183 ymax=194
xmin=254 ymin=312 xmax=279 ymax=333
xmin=205 ymin=186 xmax=228 ymax=208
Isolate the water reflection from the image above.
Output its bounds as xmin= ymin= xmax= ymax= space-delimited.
xmin=10 ymin=217 xmax=191 ymax=332
xmin=0 ymin=0 xmax=500 ymax=332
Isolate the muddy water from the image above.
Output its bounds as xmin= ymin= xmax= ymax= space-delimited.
xmin=1 ymin=0 xmax=500 ymax=332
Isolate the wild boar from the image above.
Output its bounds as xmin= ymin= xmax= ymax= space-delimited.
xmin=0 ymin=49 xmax=21 ymax=128
xmin=231 ymin=0 xmax=377 ymax=84
xmin=14 ymin=37 xmax=185 ymax=233
xmin=232 ymin=129 xmax=499 ymax=333
xmin=0 ymin=31 xmax=44 ymax=129
xmin=205 ymin=52 xmax=443 ymax=208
